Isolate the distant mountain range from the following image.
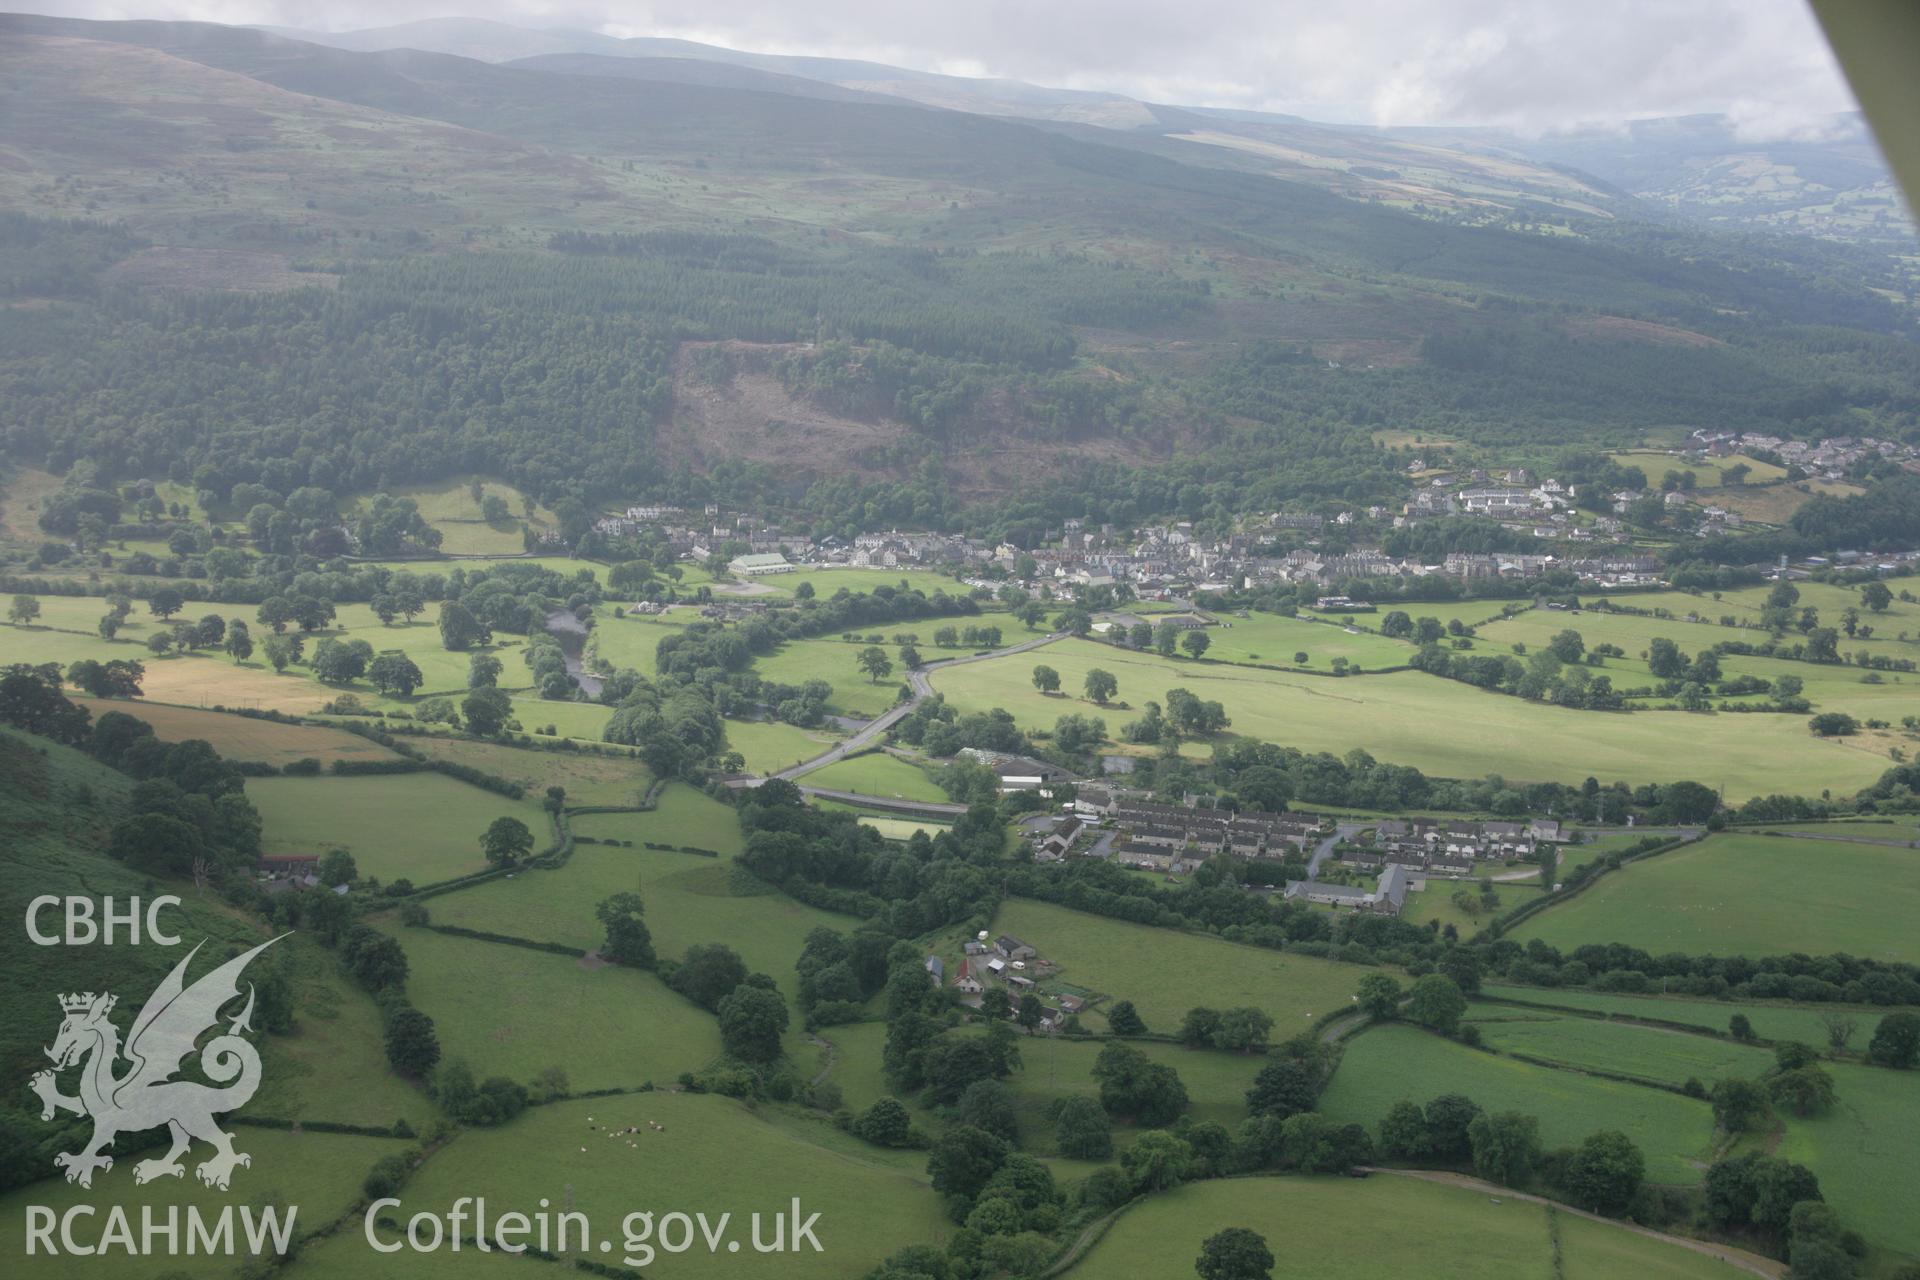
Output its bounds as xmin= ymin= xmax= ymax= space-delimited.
xmin=258 ymin=16 xmax=1912 ymax=242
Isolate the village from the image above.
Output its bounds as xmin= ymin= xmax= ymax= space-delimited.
xmin=1010 ymin=787 xmax=1572 ymax=924
xmin=579 ymin=429 xmax=1920 ymax=602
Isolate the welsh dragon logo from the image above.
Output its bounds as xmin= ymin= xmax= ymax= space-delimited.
xmin=30 ymin=936 xmax=283 ymax=1190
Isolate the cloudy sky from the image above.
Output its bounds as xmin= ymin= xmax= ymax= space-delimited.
xmin=24 ymin=0 xmax=1860 ymax=134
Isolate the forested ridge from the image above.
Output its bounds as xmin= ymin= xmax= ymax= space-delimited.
xmin=1 ymin=16 xmax=1917 ymax=527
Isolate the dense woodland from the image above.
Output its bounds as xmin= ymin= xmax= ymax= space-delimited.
xmin=4 ymin=188 xmax=1919 ymax=540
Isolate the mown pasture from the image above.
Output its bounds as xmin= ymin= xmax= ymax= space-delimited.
xmin=929 ymin=637 xmax=1887 ymax=794
xmin=858 ymin=815 xmax=954 ymax=841
xmin=752 ymin=625 xmax=976 ymax=719
xmin=1776 ymin=1062 xmax=1920 ymax=1256
xmin=247 ymin=773 xmax=549 ymax=884
xmin=1464 ymin=1010 xmax=1776 ymax=1085
xmin=376 ymin=925 xmax=723 ymax=1090
xmin=1403 ymin=878 xmax=1543 ymax=937
xmin=248 ymin=932 xmax=434 ymax=1130
xmin=406 ymin=735 xmax=650 ymax=807
xmin=1476 ymin=604 xmax=1920 ymax=725
xmin=986 ymin=899 xmax=1361 ymax=1034
xmin=3 ymin=591 xmax=639 ymax=743
xmin=376 ymin=1092 xmax=952 ymax=1280
xmin=0 ymin=1130 xmax=410 ymax=1280
xmin=428 ymin=786 xmax=854 ymax=1012
xmin=734 ymin=567 xmax=976 ymax=601
xmin=1511 ymin=832 xmax=1920 ymax=964
xmin=584 ymin=605 xmax=697 ymax=674
xmin=70 ymin=698 xmax=400 ymax=767
xmin=723 ymin=716 xmax=841 ymax=774
xmin=1609 ymin=450 xmax=1786 ymax=488
xmin=1477 ymin=986 xmax=1895 ymax=1047
xmin=1184 ymin=610 xmax=1418 ymax=672
xmin=1069 ymin=1174 xmax=1753 ymax=1280
xmin=805 ymin=751 xmax=946 ymax=800
xmin=1462 ymin=1001 xmax=1920 ymax=1255
xmin=1317 ymin=1023 xmax=1717 ymax=1183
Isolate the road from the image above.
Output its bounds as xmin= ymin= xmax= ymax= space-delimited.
xmin=1306 ymin=821 xmax=1365 ymax=879
xmin=756 ymin=631 xmax=1068 ymax=783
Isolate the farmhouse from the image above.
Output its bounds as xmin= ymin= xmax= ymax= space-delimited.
xmin=1035 ymin=815 xmax=1084 ymax=861
xmin=256 ymin=854 xmax=322 ymax=894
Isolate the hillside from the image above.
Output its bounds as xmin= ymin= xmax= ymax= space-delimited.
xmin=0 ymin=13 xmax=1917 ymax=520
xmin=0 ymin=728 xmax=270 ymax=1188
xmin=260 ymin=16 xmax=1915 ymax=244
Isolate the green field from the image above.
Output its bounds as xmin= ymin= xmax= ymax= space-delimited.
xmin=426 ymin=786 xmax=853 ymax=1011
xmin=1776 ymin=1062 xmax=1920 ymax=1255
xmin=987 ymin=899 xmax=1362 ymax=1034
xmin=1594 ymin=581 xmax=1920 ymax=633
xmin=752 ymin=629 xmax=943 ymax=719
xmin=1477 ymin=604 xmax=1920 ymax=725
xmin=1512 ymin=832 xmax=1920 ymax=964
xmin=1610 ymin=450 xmax=1786 ymax=488
xmin=805 ymin=751 xmax=946 ymax=801
xmin=70 ymin=698 xmax=401 ymax=766
xmin=0 ymin=1130 xmax=409 ymax=1280
xmin=1466 ymin=1010 xmax=1776 ymax=1086
xmin=1319 ymin=1024 xmax=1717 ymax=1183
xmin=1070 ymin=1174 xmax=1752 ymax=1280
xmin=367 ymin=1093 xmax=951 ymax=1280
xmin=818 ymin=1021 xmax=1266 ymax=1151
xmin=1752 ymin=819 xmax=1917 ymax=839
xmin=724 ymin=716 xmax=841 ymax=774
xmin=575 ymin=783 xmax=745 ymax=854
xmin=248 ymin=773 xmax=549 ymax=884
xmin=1198 ymin=611 xmax=1420 ymax=671
xmin=422 ymin=842 xmax=849 ymax=1012
xmin=1 ymin=590 xmax=645 ymax=746
xmin=380 ymin=925 xmax=723 ymax=1089
xmin=585 ymin=605 xmax=698 ymax=674
xmin=735 ymin=567 xmax=976 ymax=601
xmin=1478 ymin=986 xmax=1896 ymax=1047
xmin=858 ymin=815 xmax=954 ymax=841
xmin=408 ymin=735 xmax=651 ymax=807
xmin=929 ymin=637 xmax=1886 ymax=794
xmin=499 ymin=696 xmax=615 ymax=742
xmin=346 ymin=477 xmax=556 ymax=555
xmin=1454 ymin=1005 xmax=1920 ymax=1254
xmin=1404 ymin=878 xmax=1544 ymax=937
xmin=988 ymin=1034 xmax=1268 ymax=1150
xmin=283 ymin=1231 xmax=543 ymax=1279
xmin=249 ymin=932 xmax=435 ymax=1129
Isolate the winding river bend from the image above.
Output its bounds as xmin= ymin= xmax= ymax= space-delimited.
xmin=543 ymin=607 xmax=604 ymax=698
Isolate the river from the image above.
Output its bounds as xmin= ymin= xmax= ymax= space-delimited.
xmin=543 ymin=607 xmax=604 ymax=698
